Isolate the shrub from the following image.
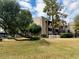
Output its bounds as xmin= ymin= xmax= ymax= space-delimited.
xmin=60 ymin=33 xmax=73 ymax=38
xmin=29 ymin=24 xmax=41 ymax=35
xmin=30 ymin=36 xmax=40 ymax=41
xmin=26 ymin=34 xmax=31 ymax=38
xmin=41 ymin=34 xmax=48 ymax=38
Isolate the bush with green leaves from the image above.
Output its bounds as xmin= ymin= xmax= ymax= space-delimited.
xmin=29 ymin=24 xmax=41 ymax=35
xmin=60 ymin=33 xmax=73 ymax=38
xmin=41 ymin=34 xmax=48 ymax=38
xmin=30 ymin=36 xmax=40 ymax=41
xmin=28 ymin=24 xmax=41 ymax=40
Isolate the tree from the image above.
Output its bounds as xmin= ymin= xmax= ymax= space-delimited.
xmin=43 ymin=0 xmax=67 ymax=34
xmin=16 ymin=10 xmax=33 ymax=37
xmin=29 ymin=24 xmax=41 ymax=36
xmin=0 ymin=0 xmax=33 ymax=37
xmin=0 ymin=0 xmax=20 ymax=37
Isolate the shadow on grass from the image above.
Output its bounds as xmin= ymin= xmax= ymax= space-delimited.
xmin=15 ymin=38 xmax=50 ymax=46
xmin=38 ymin=39 xmax=50 ymax=46
xmin=15 ymin=38 xmax=30 ymax=41
xmin=15 ymin=38 xmax=40 ymax=41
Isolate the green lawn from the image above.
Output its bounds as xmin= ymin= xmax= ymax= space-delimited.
xmin=1 ymin=39 xmax=79 ymax=59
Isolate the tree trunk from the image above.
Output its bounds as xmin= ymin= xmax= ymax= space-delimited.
xmin=52 ymin=15 xmax=54 ymax=35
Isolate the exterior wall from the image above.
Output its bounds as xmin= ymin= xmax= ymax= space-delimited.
xmin=33 ymin=17 xmax=42 ymax=26
xmin=33 ymin=17 xmax=75 ymax=36
xmin=33 ymin=17 xmax=48 ymax=35
xmin=69 ymin=22 xmax=75 ymax=33
xmin=42 ymin=20 xmax=48 ymax=35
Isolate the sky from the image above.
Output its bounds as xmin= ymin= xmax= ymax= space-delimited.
xmin=17 ymin=0 xmax=79 ymax=23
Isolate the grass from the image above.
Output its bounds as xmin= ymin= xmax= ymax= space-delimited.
xmin=1 ymin=39 xmax=79 ymax=59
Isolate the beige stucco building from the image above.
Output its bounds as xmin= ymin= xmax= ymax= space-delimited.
xmin=33 ymin=17 xmax=61 ymax=38
xmin=33 ymin=17 xmax=75 ymax=37
xmin=69 ymin=22 xmax=75 ymax=33
xmin=33 ymin=17 xmax=49 ymax=35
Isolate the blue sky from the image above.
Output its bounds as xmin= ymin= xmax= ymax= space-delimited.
xmin=18 ymin=0 xmax=79 ymax=23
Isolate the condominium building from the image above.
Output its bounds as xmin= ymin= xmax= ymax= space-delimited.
xmin=33 ymin=17 xmax=49 ymax=36
xmin=33 ymin=17 xmax=70 ymax=36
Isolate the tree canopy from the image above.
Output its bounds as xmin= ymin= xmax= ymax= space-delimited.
xmin=0 ymin=0 xmax=33 ymax=37
xmin=29 ymin=24 xmax=41 ymax=35
xmin=16 ymin=10 xmax=33 ymax=37
xmin=0 ymin=0 xmax=20 ymax=36
xmin=43 ymin=0 xmax=67 ymax=34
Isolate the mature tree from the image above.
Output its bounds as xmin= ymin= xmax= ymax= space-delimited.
xmin=43 ymin=0 xmax=67 ymax=34
xmin=16 ymin=10 xmax=33 ymax=37
xmin=0 ymin=0 xmax=20 ymax=37
xmin=0 ymin=0 xmax=33 ymax=37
